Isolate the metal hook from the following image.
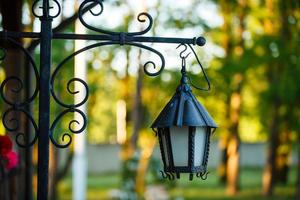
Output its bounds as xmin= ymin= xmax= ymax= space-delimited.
xmin=176 ymin=43 xmax=191 ymax=59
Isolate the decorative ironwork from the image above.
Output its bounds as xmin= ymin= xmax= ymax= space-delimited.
xmin=2 ymin=107 xmax=38 ymax=147
xmin=0 ymin=38 xmax=39 ymax=106
xmin=32 ymin=0 xmax=61 ymax=19
xmin=0 ymin=37 xmax=39 ymax=148
xmin=50 ymin=108 xmax=87 ymax=148
xmin=0 ymin=0 xmax=211 ymax=198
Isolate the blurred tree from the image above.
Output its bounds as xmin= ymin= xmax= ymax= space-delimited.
xmin=260 ymin=0 xmax=300 ymax=196
xmin=213 ymin=0 xmax=249 ymax=195
xmin=0 ymin=1 xmax=24 ymax=199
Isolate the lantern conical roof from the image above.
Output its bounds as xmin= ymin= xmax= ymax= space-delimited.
xmin=151 ymin=82 xmax=217 ymax=130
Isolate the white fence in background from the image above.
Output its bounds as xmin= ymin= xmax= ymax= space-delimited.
xmin=59 ymin=141 xmax=298 ymax=174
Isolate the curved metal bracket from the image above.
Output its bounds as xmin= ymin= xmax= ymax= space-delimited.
xmin=176 ymin=43 xmax=211 ymax=91
xmin=187 ymin=44 xmax=211 ymax=91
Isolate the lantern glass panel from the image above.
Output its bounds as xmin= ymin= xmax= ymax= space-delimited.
xmin=161 ymin=131 xmax=169 ymax=167
xmin=193 ymin=127 xmax=207 ymax=166
xmin=170 ymin=126 xmax=189 ymax=166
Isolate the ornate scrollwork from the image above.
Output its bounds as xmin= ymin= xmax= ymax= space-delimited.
xmin=78 ymin=0 xmax=153 ymax=36
xmin=32 ymin=0 xmax=61 ymax=19
xmin=49 ymin=108 xmax=87 ymax=148
xmin=0 ymin=38 xmax=39 ymax=106
xmin=0 ymin=76 xmax=23 ymax=106
xmin=0 ymin=38 xmax=39 ymax=148
xmin=51 ymin=40 xmax=97 ymax=108
xmin=2 ymin=108 xmax=38 ymax=148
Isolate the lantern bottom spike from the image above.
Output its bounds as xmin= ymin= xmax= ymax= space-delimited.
xmin=196 ymin=171 xmax=209 ymax=180
xmin=189 ymin=173 xmax=194 ymax=181
xmin=160 ymin=170 xmax=176 ymax=180
xmin=160 ymin=170 xmax=209 ymax=180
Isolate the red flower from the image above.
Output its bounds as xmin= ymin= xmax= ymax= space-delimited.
xmin=0 ymin=135 xmax=13 ymax=155
xmin=3 ymin=151 xmax=19 ymax=170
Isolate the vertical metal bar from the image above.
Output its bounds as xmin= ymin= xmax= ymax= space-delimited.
xmin=165 ymin=128 xmax=175 ymax=171
xmin=202 ymin=128 xmax=211 ymax=168
xmin=157 ymin=129 xmax=167 ymax=170
xmin=37 ymin=1 xmax=52 ymax=199
xmin=188 ymin=127 xmax=195 ymax=180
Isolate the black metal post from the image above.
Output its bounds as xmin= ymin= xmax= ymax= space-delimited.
xmin=37 ymin=1 xmax=52 ymax=199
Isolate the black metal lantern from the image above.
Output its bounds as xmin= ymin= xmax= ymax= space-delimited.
xmin=152 ymin=45 xmax=217 ymax=180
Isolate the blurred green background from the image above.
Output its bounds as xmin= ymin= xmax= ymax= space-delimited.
xmin=0 ymin=0 xmax=299 ymax=199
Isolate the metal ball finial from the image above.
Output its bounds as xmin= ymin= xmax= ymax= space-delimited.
xmin=196 ymin=37 xmax=206 ymax=46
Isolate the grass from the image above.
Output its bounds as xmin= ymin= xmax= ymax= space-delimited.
xmin=57 ymin=168 xmax=297 ymax=200
xmin=169 ymin=168 xmax=296 ymax=200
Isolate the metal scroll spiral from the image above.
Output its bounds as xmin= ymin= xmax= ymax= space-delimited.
xmin=50 ymin=41 xmax=91 ymax=147
xmin=50 ymin=108 xmax=87 ymax=148
xmin=78 ymin=0 xmax=153 ymax=36
xmin=2 ymin=108 xmax=38 ymax=148
xmin=32 ymin=0 xmax=61 ymax=19
xmin=0 ymin=38 xmax=40 ymax=147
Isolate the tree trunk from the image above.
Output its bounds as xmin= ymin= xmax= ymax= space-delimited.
xmin=218 ymin=94 xmax=231 ymax=184
xmin=218 ymin=138 xmax=228 ymax=184
xmin=226 ymin=87 xmax=242 ymax=195
xmin=262 ymin=99 xmax=280 ymax=196
xmin=24 ymin=47 xmax=35 ymax=200
xmin=218 ymin=0 xmax=232 ymax=185
xmin=130 ymin=59 xmax=143 ymax=148
xmin=276 ymin=130 xmax=290 ymax=184
xmin=225 ymin=0 xmax=246 ymax=194
xmin=262 ymin=0 xmax=292 ymax=196
xmin=49 ymin=144 xmax=58 ymax=200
